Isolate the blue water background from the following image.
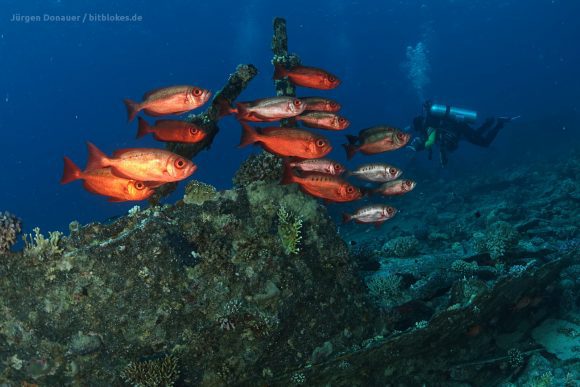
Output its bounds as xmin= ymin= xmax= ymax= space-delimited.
xmin=0 ymin=0 xmax=578 ymax=234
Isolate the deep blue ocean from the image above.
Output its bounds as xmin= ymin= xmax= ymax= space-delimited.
xmin=1 ymin=0 xmax=578 ymax=234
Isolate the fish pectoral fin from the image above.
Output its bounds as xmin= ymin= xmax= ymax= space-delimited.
xmin=109 ymin=167 xmax=135 ymax=180
xmin=107 ymin=196 xmax=128 ymax=202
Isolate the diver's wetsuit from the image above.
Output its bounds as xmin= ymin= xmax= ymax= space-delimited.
xmin=412 ymin=114 xmax=505 ymax=165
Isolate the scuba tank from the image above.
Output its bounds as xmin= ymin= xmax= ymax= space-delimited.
xmin=429 ymin=104 xmax=478 ymax=123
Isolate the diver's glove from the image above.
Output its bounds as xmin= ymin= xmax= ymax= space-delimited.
xmin=407 ymin=137 xmax=424 ymax=152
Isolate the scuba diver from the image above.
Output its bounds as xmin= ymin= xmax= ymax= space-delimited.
xmin=408 ymin=100 xmax=519 ymax=166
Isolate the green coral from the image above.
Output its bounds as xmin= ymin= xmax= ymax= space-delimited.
xmin=277 ymin=205 xmax=303 ymax=255
xmin=183 ymin=180 xmax=217 ymax=205
xmin=120 ymin=355 xmax=179 ymax=387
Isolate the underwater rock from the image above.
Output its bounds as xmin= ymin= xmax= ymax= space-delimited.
xmin=531 ymin=317 xmax=580 ymax=361
xmin=0 ymin=182 xmax=372 ymax=385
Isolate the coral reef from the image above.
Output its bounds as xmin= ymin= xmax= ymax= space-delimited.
xmin=22 ymin=227 xmax=64 ymax=260
xmin=277 ymin=205 xmax=303 ymax=255
xmin=0 ymin=181 xmax=372 ymax=385
xmin=120 ymin=355 xmax=179 ymax=387
xmin=182 ymin=180 xmax=217 ymax=205
xmin=232 ymin=151 xmax=283 ymax=187
xmin=382 ymin=236 xmax=420 ymax=257
xmin=0 ymin=211 xmax=21 ymax=253
xmin=472 ymin=221 xmax=519 ymax=260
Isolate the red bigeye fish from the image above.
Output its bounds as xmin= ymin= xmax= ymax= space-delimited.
xmin=137 ymin=117 xmax=207 ymax=143
xmin=274 ymin=64 xmax=340 ymax=90
xmin=221 ymin=96 xmax=305 ymax=122
xmin=294 ymin=112 xmax=350 ymax=130
xmin=124 ymin=85 xmax=211 ymax=122
xmin=238 ymin=122 xmax=332 ymax=159
xmin=343 ymin=128 xmax=410 ymax=160
xmin=348 ymin=163 xmax=403 ymax=183
xmin=287 ymin=158 xmax=346 ymax=176
xmin=61 ymin=157 xmax=155 ymax=202
xmin=373 ymin=179 xmax=417 ymax=196
xmin=343 ymin=205 xmax=398 ymax=228
xmin=281 ymin=166 xmax=362 ymax=203
xmin=300 ymin=97 xmax=341 ymax=112
xmin=85 ymin=142 xmax=196 ymax=183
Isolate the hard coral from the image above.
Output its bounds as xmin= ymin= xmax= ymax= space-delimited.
xmin=277 ymin=205 xmax=303 ymax=255
xmin=22 ymin=227 xmax=64 ymax=260
xmin=183 ymin=179 xmax=217 ymax=205
xmin=233 ymin=151 xmax=282 ymax=187
xmin=0 ymin=211 xmax=21 ymax=253
xmin=472 ymin=221 xmax=518 ymax=260
xmin=120 ymin=355 xmax=179 ymax=387
xmin=382 ymin=236 xmax=420 ymax=257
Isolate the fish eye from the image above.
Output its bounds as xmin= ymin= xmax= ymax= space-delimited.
xmin=387 ymin=207 xmax=394 ymax=214
xmin=189 ymin=127 xmax=199 ymax=135
xmin=327 ymin=75 xmax=336 ymax=82
xmin=330 ymin=102 xmax=338 ymax=108
xmin=193 ymin=88 xmax=203 ymax=96
xmin=338 ymin=117 xmax=346 ymax=123
xmin=334 ymin=163 xmax=342 ymax=170
xmin=389 ymin=168 xmax=396 ymax=175
xmin=406 ymin=180 xmax=413 ymax=186
xmin=135 ymin=182 xmax=145 ymax=190
xmin=293 ymin=99 xmax=302 ymax=106
xmin=316 ymin=139 xmax=326 ymax=147
xmin=347 ymin=186 xmax=354 ymax=193
xmin=175 ymin=158 xmax=186 ymax=169
xmin=397 ymin=133 xmax=405 ymax=140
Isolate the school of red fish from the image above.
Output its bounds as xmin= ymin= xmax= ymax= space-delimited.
xmin=61 ymin=63 xmax=416 ymax=227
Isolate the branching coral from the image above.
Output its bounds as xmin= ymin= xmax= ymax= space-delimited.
xmin=367 ymin=274 xmax=402 ymax=301
xmin=120 ymin=355 xmax=179 ymax=387
xmin=277 ymin=205 xmax=303 ymax=255
xmin=22 ymin=227 xmax=64 ymax=260
xmin=471 ymin=221 xmax=518 ymax=260
xmin=0 ymin=211 xmax=21 ymax=253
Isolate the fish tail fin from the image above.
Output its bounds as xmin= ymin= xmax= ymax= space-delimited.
xmin=342 ymin=143 xmax=357 ymax=160
xmin=61 ymin=156 xmax=82 ymax=184
xmin=136 ymin=117 xmax=152 ymax=139
xmin=216 ymin=95 xmax=235 ymax=118
xmin=280 ymin=161 xmax=297 ymax=185
xmin=239 ymin=122 xmax=259 ymax=148
xmin=346 ymin=134 xmax=358 ymax=145
xmin=123 ymin=99 xmax=140 ymax=122
xmin=273 ymin=63 xmax=287 ymax=80
xmin=342 ymin=213 xmax=352 ymax=224
xmin=85 ymin=142 xmax=109 ymax=170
